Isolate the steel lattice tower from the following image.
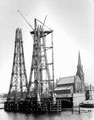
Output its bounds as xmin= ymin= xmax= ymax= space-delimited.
xmin=27 ymin=19 xmax=54 ymax=102
xmin=7 ymin=28 xmax=28 ymax=100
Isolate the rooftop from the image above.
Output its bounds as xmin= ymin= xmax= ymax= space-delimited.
xmin=57 ymin=76 xmax=77 ymax=85
xmin=54 ymin=86 xmax=72 ymax=91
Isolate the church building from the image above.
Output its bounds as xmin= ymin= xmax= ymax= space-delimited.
xmin=54 ymin=52 xmax=85 ymax=107
xmin=55 ymin=52 xmax=85 ymax=94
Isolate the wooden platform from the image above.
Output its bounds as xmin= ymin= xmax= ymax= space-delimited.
xmin=4 ymin=98 xmax=62 ymax=114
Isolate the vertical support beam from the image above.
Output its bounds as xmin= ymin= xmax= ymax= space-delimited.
xmin=51 ymin=31 xmax=54 ymax=92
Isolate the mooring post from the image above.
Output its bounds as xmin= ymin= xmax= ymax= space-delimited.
xmin=72 ymin=106 xmax=73 ymax=114
xmin=78 ymin=105 xmax=80 ymax=114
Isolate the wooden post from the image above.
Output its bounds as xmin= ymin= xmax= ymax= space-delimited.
xmin=72 ymin=107 xmax=73 ymax=114
xmin=78 ymin=105 xmax=80 ymax=114
xmin=71 ymin=104 xmax=74 ymax=114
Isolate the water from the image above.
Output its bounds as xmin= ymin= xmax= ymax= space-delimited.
xmin=0 ymin=109 xmax=94 ymax=120
xmin=0 ymin=98 xmax=94 ymax=120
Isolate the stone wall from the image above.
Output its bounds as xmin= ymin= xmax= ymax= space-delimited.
xmin=73 ymin=93 xmax=85 ymax=106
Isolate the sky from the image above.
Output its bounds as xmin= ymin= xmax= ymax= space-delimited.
xmin=0 ymin=0 xmax=94 ymax=93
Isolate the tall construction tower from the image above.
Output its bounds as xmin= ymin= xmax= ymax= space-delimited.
xmin=4 ymin=17 xmax=62 ymax=113
xmin=27 ymin=19 xmax=54 ymax=102
xmin=7 ymin=28 xmax=28 ymax=100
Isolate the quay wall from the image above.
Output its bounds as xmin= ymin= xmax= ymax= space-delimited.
xmin=73 ymin=93 xmax=85 ymax=106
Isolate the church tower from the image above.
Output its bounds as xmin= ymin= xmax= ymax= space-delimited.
xmin=76 ymin=52 xmax=85 ymax=92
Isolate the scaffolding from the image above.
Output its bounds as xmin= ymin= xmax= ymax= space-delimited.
xmin=7 ymin=28 xmax=28 ymax=101
xmin=27 ymin=19 xmax=54 ymax=102
xmin=4 ymin=19 xmax=62 ymax=113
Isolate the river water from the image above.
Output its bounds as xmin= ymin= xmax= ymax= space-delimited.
xmin=0 ymin=98 xmax=94 ymax=120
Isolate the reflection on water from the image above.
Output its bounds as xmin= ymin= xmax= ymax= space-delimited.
xmin=0 ymin=109 xmax=94 ymax=120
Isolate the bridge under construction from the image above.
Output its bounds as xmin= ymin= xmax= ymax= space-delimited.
xmin=4 ymin=18 xmax=62 ymax=113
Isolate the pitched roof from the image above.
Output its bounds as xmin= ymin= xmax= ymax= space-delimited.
xmin=57 ymin=76 xmax=75 ymax=85
xmin=54 ymin=86 xmax=72 ymax=91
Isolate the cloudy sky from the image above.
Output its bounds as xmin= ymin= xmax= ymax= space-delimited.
xmin=0 ymin=0 xmax=94 ymax=93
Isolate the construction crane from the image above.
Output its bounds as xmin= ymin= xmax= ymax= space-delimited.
xmin=17 ymin=11 xmax=56 ymax=112
xmin=17 ymin=11 xmax=54 ymax=101
xmin=18 ymin=10 xmax=34 ymax=30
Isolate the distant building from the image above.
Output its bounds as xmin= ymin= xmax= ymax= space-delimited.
xmin=85 ymin=84 xmax=94 ymax=100
xmin=55 ymin=76 xmax=82 ymax=94
xmin=55 ymin=52 xmax=85 ymax=94
xmin=54 ymin=52 xmax=85 ymax=107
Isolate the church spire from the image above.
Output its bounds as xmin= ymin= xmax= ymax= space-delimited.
xmin=78 ymin=51 xmax=81 ymax=66
xmin=76 ymin=51 xmax=85 ymax=92
xmin=76 ymin=51 xmax=83 ymax=77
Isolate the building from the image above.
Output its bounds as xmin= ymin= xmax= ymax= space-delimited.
xmin=55 ymin=76 xmax=82 ymax=95
xmin=85 ymin=84 xmax=94 ymax=100
xmin=54 ymin=52 xmax=85 ymax=107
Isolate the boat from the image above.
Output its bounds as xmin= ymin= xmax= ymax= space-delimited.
xmin=80 ymin=99 xmax=94 ymax=108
